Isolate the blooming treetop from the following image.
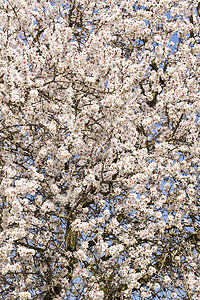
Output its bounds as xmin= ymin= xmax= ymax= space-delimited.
xmin=0 ymin=0 xmax=200 ymax=299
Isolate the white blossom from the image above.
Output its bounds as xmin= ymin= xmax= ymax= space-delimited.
xmin=0 ymin=0 xmax=199 ymax=299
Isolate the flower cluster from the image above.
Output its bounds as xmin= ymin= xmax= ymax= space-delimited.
xmin=0 ymin=0 xmax=200 ymax=299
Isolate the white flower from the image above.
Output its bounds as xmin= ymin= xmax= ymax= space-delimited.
xmin=83 ymin=174 xmax=95 ymax=185
xmin=154 ymin=283 xmax=160 ymax=290
xmin=57 ymin=146 xmax=71 ymax=160
xmin=29 ymin=89 xmax=38 ymax=98
xmin=81 ymin=242 xmax=88 ymax=250
xmin=96 ymin=240 xmax=108 ymax=254
xmin=41 ymin=200 xmax=55 ymax=213
xmin=187 ymin=272 xmax=196 ymax=288
xmin=51 ymin=184 xmax=59 ymax=194
xmin=19 ymin=292 xmax=31 ymax=300
xmin=71 ymin=219 xmax=82 ymax=231
xmin=11 ymin=200 xmax=22 ymax=215
xmin=102 ymin=209 xmax=110 ymax=219
xmin=75 ymin=249 xmax=87 ymax=261
xmin=38 ymin=147 xmax=47 ymax=158
xmin=89 ymin=287 xmax=104 ymax=300
xmin=89 ymin=219 xmax=96 ymax=227
xmin=155 ymin=211 xmax=162 ymax=219
xmin=18 ymin=246 xmax=35 ymax=257
xmin=171 ymin=292 xmax=177 ymax=298
xmin=163 ymin=275 xmax=172 ymax=285
xmin=108 ymin=218 xmax=119 ymax=230
xmin=108 ymin=244 xmax=124 ymax=257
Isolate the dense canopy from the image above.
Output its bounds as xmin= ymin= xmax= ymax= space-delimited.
xmin=0 ymin=0 xmax=200 ymax=299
